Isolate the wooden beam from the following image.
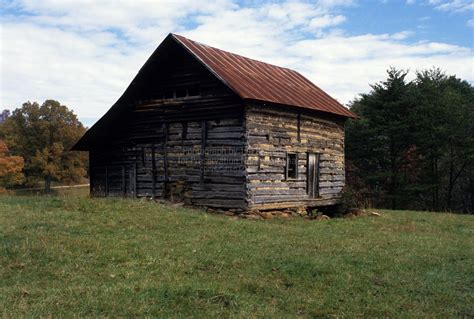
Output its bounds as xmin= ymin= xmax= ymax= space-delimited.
xmin=151 ymin=144 xmax=156 ymax=199
xmin=164 ymin=123 xmax=169 ymax=181
xmin=133 ymin=163 xmax=137 ymax=197
xmin=163 ymin=123 xmax=169 ymax=198
xmin=297 ymin=113 xmax=301 ymax=142
xmin=181 ymin=121 xmax=187 ymax=141
xmin=105 ymin=166 xmax=109 ymax=196
xmin=200 ymin=120 xmax=207 ymax=185
xmin=122 ymin=165 xmax=126 ymax=196
xmin=315 ymin=153 xmax=321 ymax=197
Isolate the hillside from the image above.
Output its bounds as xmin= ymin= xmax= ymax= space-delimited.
xmin=1 ymin=189 xmax=473 ymax=317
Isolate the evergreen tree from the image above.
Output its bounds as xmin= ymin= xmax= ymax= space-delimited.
xmin=346 ymin=68 xmax=474 ymax=213
xmin=346 ymin=68 xmax=417 ymax=209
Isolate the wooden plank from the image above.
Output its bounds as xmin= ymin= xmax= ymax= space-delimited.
xmin=164 ymin=123 xmax=169 ymax=181
xmin=122 ymin=165 xmax=125 ymax=196
xmin=307 ymin=153 xmax=314 ymax=198
xmin=200 ymin=120 xmax=207 ymax=186
xmin=297 ymin=113 xmax=301 ymax=142
xmin=192 ymin=198 xmax=245 ymax=208
xmin=249 ymin=198 xmax=340 ymax=210
xmin=105 ymin=166 xmax=109 ymax=196
xmin=182 ymin=121 xmax=187 ymax=140
xmin=315 ymin=153 xmax=320 ymax=197
xmin=151 ymin=143 xmax=156 ymax=199
xmin=244 ymin=104 xmax=344 ymax=208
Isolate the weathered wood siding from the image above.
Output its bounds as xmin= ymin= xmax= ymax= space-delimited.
xmin=245 ymin=104 xmax=346 ymax=210
xmin=87 ymin=39 xmax=348 ymax=210
xmin=89 ymin=42 xmax=246 ymax=207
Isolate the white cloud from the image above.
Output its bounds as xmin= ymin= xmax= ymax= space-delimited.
xmin=309 ymin=14 xmax=346 ymax=29
xmin=428 ymin=0 xmax=474 ymax=12
xmin=467 ymin=18 xmax=474 ymax=28
xmin=1 ymin=0 xmax=473 ymax=125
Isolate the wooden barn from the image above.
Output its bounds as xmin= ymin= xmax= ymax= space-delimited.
xmin=72 ymin=33 xmax=357 ymax=210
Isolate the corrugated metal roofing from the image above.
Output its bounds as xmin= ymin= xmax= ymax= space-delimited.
xmin=172 ymin=33 xmax=356 ymax=118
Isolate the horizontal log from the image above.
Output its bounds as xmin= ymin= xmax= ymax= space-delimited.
xmin=191 ymin=190 xmax=246 ymax=199
xmin=191 ymin=198 xmax=245 ymax=208
xmin=319 ymin=187 xmax=343 ymax=195
xmin=250 ymin=189 xmax=307 ymax=196
xmin=319 ymin=181 xmax=345 ymax=187
xmin=193 ymin=183 xmax=245 ymax=191
xmin=247 ymin=181 xmax=307 ymax=189
xmin=249 ymin=198 xmax=340 ymax=210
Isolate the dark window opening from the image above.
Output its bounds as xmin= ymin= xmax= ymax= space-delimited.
xmin=162 ymin=84 xmax=201 ymax=100
xmin=163 ymin=88 xmax=174 ymax=99
xmin=188 ymin=84 xmax=200 ymax=96
xmin=175 ymin=87 xmax=187 ymax=98
xmin=286 ymin=153 xmax=298 ymax=179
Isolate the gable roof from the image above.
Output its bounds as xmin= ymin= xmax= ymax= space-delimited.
xmin=72 ymin=33 xmax=355 ymax=150
xmin=172 ymin=34 xmax=356 ymax=118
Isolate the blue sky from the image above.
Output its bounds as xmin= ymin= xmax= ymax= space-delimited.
xmin=1 ymin=0 xmax=473 ymax=127
xmin=344 ymin=1 xmax=472 ymax=47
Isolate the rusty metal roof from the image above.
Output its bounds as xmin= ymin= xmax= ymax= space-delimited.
xmin=172 ymin=34 xmax=356 ymax=118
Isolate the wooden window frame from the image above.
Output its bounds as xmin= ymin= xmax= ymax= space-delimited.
xmin=162 ymin=84 xmax=201 ymax=100
xmin=307 ymin=152 xmax=321 ymax=198
xmin=285 ymin=152 xmax=298 ymax=180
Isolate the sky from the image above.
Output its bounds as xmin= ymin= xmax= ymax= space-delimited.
xmin=1 ymin=0 xmax=473 ymax=127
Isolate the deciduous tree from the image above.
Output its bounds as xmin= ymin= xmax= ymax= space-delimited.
xmin=0 ymin=100 xmax=87 ymax=192
xmin=0 ymin=140 xmax=24 ymax=189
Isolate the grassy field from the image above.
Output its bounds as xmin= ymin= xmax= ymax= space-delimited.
xmin=1 ymin=188 xmax=473 ymax=318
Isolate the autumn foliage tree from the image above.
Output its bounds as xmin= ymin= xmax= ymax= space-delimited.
xmin=0 ymin=140 xmax=24 ymax=189
xmin=0 ymin=100 xmax=87 ymax=192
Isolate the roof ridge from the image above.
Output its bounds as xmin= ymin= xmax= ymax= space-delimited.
xmin=170 ymin=33 xmax=297 ymax=73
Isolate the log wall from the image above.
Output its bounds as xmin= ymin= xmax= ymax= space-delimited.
xmin=87 ymin=38 xmax=348 ymax=210
xmin=89 ymin=42 xmax=246 ymax=208
xmin=244 ymin=104 xmax=346 ymax=210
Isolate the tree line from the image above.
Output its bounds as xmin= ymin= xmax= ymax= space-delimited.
xmin=0 ymin=100 xmax=87 ymax=192
xmin=346 ymin=68 xmax=474 ymax=213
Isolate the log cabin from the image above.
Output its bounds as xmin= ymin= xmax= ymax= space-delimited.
xmin=72 ymin=33 xmax=357 ymax=210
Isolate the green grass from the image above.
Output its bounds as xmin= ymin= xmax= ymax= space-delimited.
xmin=1 ymin=189 xmax=473 ymax=318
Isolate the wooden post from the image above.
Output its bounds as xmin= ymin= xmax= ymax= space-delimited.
xmin=105 ymin=166 xmax=109 ymax=197
xmin=122 ymin=165 xmax=126 ymax=196
xmin=133 ymin=163 xmax=137 ymax=197
xmin=307 ymin=153 xmax=313 ymax=197
xmin=257 ymin=151 xmax=261 ymax=171
xmin=181 ymin=121 xmax=187 ymax=141
xmin=297 ymin=113 xmax=301 ymax=142
xmin=163 ymin=123 xmax=169 ymax=197
xmin=307 ymin=153 xmax=321 ymax=198
xmin=200 ymin=120 xmax=207 ymax=186
xmin=89 ymin=156 xmax=93 ymax=197
xmin=315 ymin=153 xmax=320 ymax=197
xmin=151 ymin=144 xmax=156 ymax=199
xmin=164 ymin=123 xmax=169 ymax=181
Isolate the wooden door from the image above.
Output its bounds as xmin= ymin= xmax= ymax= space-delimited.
xmin=307 ymin=153 xmax=320 ymax=198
